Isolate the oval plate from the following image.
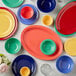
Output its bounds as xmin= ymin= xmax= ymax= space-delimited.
xmin=21 ymin=25 xmax=63 ymax=60
xmin=55 ymin=1 xmax=76 ymax=37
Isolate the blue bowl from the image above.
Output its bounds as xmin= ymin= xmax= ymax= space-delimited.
xmin=37 ymin=0 xmax=56 ymax=13
xmin=56 ymin=55 xmax=74 ymax=73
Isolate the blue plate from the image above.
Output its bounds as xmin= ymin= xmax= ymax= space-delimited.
xmin=17 ymin=4 xmax=39 ymax=25
xmin=37 ymin=0 xmax=56 ymax=13
xmin=56 ymin=55 xmax=74 ymax=73
xmin=12 ymin=55 xmax=37 ymax=76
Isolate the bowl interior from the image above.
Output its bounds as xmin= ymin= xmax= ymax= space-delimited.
xmin=21 ymin=6 xmax=34 ymax=19
xmin=20 ymin=67 xmax=30 ymax=76
xmin=42 ymin=15 xmax=53 ymax=25
xmin=56 ymin=56 xmax=74 ymax=73
xmin=40 ymin=39 xmax=56 ymax=55
xmin=37 ymin=0 xmax=56 ymax=13
xmin=5 ymin=38 xmax=21 ymax=54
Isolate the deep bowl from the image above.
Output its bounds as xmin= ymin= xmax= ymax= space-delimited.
xmin=37 ymin=0 xmax=56 ymax=13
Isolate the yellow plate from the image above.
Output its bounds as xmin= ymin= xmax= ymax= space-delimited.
xmin=64 ymin=38 xmax=76 ymax=56
xmin=0 ymin=9 xmax=15 ymax=38
xmin=42 ymin=15 xmax=53 ymax=26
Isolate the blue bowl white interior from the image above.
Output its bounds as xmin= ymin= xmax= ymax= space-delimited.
xmin=37 ymin=0 xmax=56 ymax=13
xmin=56 ymin=55 xmax=74 ymax=73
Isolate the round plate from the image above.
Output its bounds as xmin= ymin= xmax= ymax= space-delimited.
xmin=12 ymin=55 xmax=36 ymax=76
xmin=0 ymin=9 xmax=15 ymax=38
xmin=64 ymin=38 xmax=76 ymax=56
xmin=0 ymin=7 xmax=18 ymax=40
xmin=2 ymin=0 xmax=24 ymax=8
xmin=17 ymin=4 xmax=39 ymax=25
xmin=21 ymin=25 xmax=63 ymax=60
xmin=55 ymin=1 xmax=76 ymax=37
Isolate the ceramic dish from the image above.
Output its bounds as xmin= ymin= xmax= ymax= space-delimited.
xmin=17 ymin=4 xmax=39 ymax=25
xmin=20 ymin=67 xmax=31 ymax=76
xmin=2 ymin=0 xmax=24 ymax=8
xmin=40 ymin=39 xmax=56 ymax=55
xmin=37 ymin=0 xmax=56 ymax=13
xmin=56 ymin=55 xmax=74 ymax=73
xmin=12 ymin=55 xmax=36 ymax=76
xmin=55 ymin=1 xmax=76 ymax=37
xmin=5 ymin=38 xmax=21 ymax=54
xmin=42 ymin=15 xmax=54 ymax=26
xmin=0 ymin=9 xmax=15 ymax=38
xmin=64 ymin=38 xmax=76 ymax=56
xmin=21 ymin=25 xmax=63 ymax=60
xmin=0 ymin=7 xmax=18 ymax=40
xmin=21 ymin=6 xmax=34 ymax=19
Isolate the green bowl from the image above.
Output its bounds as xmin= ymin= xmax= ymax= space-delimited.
xmin=5 ymin=38 xmax=21 ymax=54
xmin=40 ymin=39 xmax=56 ymax=55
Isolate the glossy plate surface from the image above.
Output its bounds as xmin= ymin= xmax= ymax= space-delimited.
xmin=55 ymin=1 xmax=76 ymax=36
xmin=0 ymin=9 xmax=15 ymax=38
xmin=0 ymin=7 xmax=18 ymax=40
xmin=64 ymin=38 xmax=76 ymax=56
xmin=12 ymin=55 xmax=36 ymax=76
xmin=21 ymin=25 xmax=63 ymax=60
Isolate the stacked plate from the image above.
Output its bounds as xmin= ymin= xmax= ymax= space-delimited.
xmin=0 ymin=7 xmax=18 ymax=40
xmin=17 ymin=4 xmax=39 ymax=25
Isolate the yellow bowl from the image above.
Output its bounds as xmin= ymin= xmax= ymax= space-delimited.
xmin=64 ymin=38 xmax=76 ymax=56
xmin=0 ymin=9 xmax=15 ymax=38
xmin=20 ymin=67 xmax=30 ymax=76
xmin=42 ymin=15 xmax=53 ymax=26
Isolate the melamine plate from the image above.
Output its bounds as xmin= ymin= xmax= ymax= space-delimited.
xmin=18 ymin=4 xmax=39 ymax=25
xmin=12 ymin=55 xmax=36 ymax=76
xmin=55 ymin=1 xmax=76 ymax=37
xmin=0 ymin=7 xmax=18 ymax=40
xmin=21 ymin=25 xmax=63 ymax=60
xmin=64 ymin=38 xmax=76 ymax=56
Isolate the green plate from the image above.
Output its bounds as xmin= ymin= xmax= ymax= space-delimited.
xmin=40 ymin=39 xmax=56 ymax=55
xmin=2 ymin=0 xmax=24 ymax=8
xmin=5 ymin=38 xmax=21 ymax=54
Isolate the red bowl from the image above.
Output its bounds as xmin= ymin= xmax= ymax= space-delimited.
xmin=21 ymin=6 xmax=34 ymax=19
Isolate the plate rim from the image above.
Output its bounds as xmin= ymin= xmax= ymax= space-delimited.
xmin=2 ymin=0 xmax=24 ymax=8
xmin=0 ymin=7 xmax=18 ymax=40
xmin=54 ymin=0 xmax=76 ymax=37
xmin=17 ymin=4 xmax=39 ymax=25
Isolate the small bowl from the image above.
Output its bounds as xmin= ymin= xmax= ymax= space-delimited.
xmin=21 ymin=6 xmax=34 ymax=19
xmin=42 ymin=15 xmax=53 ymax=26
xmin=56 ymin=55 xmax=74 ymax=73
xmin=37 ymin=0 xmax=56 ymax=13
xmin=20 ymin=67 xmax=30 ymax=76
xmin=40 ymin=39 xmax=56 ymax=55
xmin=5 ymin=38 xmax=21 ymax=54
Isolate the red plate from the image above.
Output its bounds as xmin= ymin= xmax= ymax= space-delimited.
xmin=0 ymin=7 xmax=18 ymax=40
xmin=56 ymin=1 xmax=76 ymax=35
xmin=21 ymin=25 xmax=63 ymax=60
